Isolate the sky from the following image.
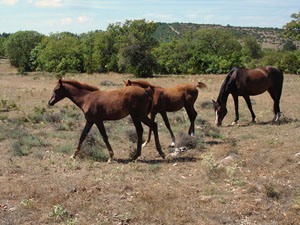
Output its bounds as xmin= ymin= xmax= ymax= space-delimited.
xmin=0 ymin=0 xmax=299 ymax=35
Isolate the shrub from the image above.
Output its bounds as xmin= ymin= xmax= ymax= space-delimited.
xmin=5 ymin=30 xmax=43 ymax=72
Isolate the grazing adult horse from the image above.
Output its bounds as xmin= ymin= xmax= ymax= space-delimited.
xmin=213 ymin=66 xmax=284 ymax=126
xmin=48 ymin=79 xmax=165 ymax=163
xmin=123 ymin=80 xmax=207 ymax=147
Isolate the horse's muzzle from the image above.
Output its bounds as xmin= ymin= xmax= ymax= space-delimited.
xmin=48 ymin=99 xmax=55 ymax=106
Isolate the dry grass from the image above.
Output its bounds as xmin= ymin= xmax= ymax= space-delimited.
xmin=0 ymin=59 xmax=300 ymax=224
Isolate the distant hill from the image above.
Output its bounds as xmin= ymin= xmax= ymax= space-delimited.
xmin=154 ymin=22 xmax=295 ymax=49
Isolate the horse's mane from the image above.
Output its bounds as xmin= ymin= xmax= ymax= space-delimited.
xmin=217 ymin=68 xmax=237 ymax=103
xmin=62 ymin=80 xmax=99 ymax=91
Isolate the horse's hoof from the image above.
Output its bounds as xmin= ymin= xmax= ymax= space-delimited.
xmin=160 ymin=152 xmax=166 ymax=159
xmin=231 ymin=121 xmax=237 ymax=126
xmin=131 ymin=153 xmax=140 ymax=161
xmin=70 ymin=155 xmax=76 ymax=159
xmin=168 ymin=142 xmax=175 ymax=148
xmin=142 ymin=142 xmax=148 ymax=148
xmin=107 ymin=158 xmax=113 ymax=164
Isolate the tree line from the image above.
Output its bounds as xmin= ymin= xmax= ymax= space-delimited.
xmin=0 ymin=16 xmax=299 ymax=77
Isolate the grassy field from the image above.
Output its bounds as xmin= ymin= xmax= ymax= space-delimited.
xmin=0 ymin=59 xmax=299 ymax=225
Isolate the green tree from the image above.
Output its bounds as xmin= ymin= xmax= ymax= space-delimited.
xmin=0 ymin=36 xmax=6 ymax=57
xmin=279 ymin=51 xmax=300 ymax=74
xmin=34 ymin=32 xmax=83 ymax=74
xmin=118 ymin=19 xmax=159 ymax=77
xmin=282 ymin=39 xmax=297 ymax=51
xmin=5 ymin=31 xmax=43 ymax=72
xmin=192 ymin=28 xmax=243 ymax=73
xmin=283 ymin=12 xmax=300 ymax=41
xmin=242 ymin=36 xmax=262 ymax=60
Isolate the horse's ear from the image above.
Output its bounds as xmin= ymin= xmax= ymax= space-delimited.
xmin=127 ymin=80 xmax=132 ymax=85
xmin=59 ymin=78 xmax=63 ymax=85
xmin=123 ymin=80 xmax=128 ymax=86
xmin=212 ymin=100 xmax=216 ymax=105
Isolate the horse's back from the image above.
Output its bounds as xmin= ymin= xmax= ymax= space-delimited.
xmin=234 ymin=66 xmax=283 ymax=95
xmin=86 ymin=86 xmax=151 ymax=120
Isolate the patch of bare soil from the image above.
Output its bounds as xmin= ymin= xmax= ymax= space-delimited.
xmin=0 ymin=59 xmax=299 ymax=224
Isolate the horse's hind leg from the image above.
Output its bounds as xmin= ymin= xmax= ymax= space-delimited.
xmin=141 ymin=116 xmax=165 ymax=159
xmin=160 ymin=112 xmax=176 ymax=147
xmin=72 ymin=120 xmax=93 ymax=159
xmin=243 ymin=95 xmax=256 ymax=123
xmin=95 ymin=121 xmax=114 ymax=163
xmin=142 ymin=112 xmax=156 ymax=148
xmin=185 ymin=105 xmax=197 ymax=136
xmin=268 ymin=87 xmax=282 ymax=122
xmin=130 ymin=116 xmax=143 ymax=160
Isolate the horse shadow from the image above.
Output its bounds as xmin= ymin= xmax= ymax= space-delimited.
xmin=115 ymin=155 xmax=198 ymax=164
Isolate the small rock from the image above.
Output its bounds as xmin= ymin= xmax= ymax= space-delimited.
xmin=254 ymin=198 xmax=262 ymax=203
xmin=295 ymin=152 xmax=300 ymax=157
xmin=217 ymin=154 xmax=239 ymax=168
xmin=199 ymin=196 xmax=212 ymax=203
xmin=170 ymin=147 xmax=187 ymax=156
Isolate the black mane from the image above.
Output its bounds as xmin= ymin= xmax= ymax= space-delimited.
xmin=217 ymin=68 xmax=237 ymax=103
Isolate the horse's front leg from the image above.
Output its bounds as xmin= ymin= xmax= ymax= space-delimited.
xmin=232 ymin=94 xmax=239 ymax=125
xmin=161 ymin=112 xmax=176 ymax=147
xmin=142 ymin=112 xmax=156 ymax=148
xmin=96 ymin=121 xmax=114 ymax=163
xmin=72 ymin=120 xmax=93 ymax=159
xmin=243 ymin=95 xmax=256 ymax=123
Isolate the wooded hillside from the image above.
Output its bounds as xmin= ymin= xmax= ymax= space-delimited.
xmin=154 ymin=22 xmax=297 ymax=49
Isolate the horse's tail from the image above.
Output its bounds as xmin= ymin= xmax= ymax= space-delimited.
xmin=144 ymin=86 xmax=154 ymax=114
xmin=196 ymin=82 xmax=207 ymax=89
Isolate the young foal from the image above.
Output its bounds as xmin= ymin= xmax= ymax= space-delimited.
xmin=48 ymin=79 xmax=165 ymax=163
xmin=123 ymin=80 xmax=207 ymax=147
xmin=213 ymin=66 xmax=284 ymax=126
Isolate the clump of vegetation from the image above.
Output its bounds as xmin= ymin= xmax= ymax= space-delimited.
xmin=49 ymin=205 xmax=68 ymax=222
xmin=176 ymin=131 xmax=198 ymax=149
xmin=11 ymin=131 xmax=48 ymax=156
xmin=264 ymin=184 xmax=280 ymax=199
xmin=0 ymin=98 xmax=18 ymax=112
xmin=196 ymin=118 xmax=223 ymax=139
xmin=20 ymin=198 xmax=35 ymax=208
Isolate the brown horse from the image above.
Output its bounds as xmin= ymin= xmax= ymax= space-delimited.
xmin=123 ymin=80 xmax=207 ymax=147
xmin=213 ymin=66 xmax=284 ymax=126
xmin=48 ymin=79 xmax=165 ymax=163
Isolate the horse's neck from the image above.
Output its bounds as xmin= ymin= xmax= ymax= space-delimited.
xmin=217 ymin=77 xmax=231 ymax=106
xmin=66 ymin=86 xmax=91 ymax=110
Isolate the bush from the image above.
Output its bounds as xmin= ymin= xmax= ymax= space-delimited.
xmin=33 ymin=32 xmax=83 ymax=74
xmin=5 ymin=31 xmax=43 ymax=72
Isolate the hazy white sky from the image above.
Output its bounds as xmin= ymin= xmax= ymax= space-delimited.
xmin=1 ymin=0 xmax=299 ymax=34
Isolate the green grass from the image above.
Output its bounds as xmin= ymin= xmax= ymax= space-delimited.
xmin=12 ymin=133 xmax=48 ymax=156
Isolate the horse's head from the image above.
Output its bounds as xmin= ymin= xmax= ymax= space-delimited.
xmin=212 ymin=100 xmax=227 ymax=126
xmin=48 ymin=79 xmax=67 ymax=106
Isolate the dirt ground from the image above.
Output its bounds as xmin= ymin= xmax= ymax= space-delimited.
xmin=0 ymin=59 xmax=299 ymax=225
